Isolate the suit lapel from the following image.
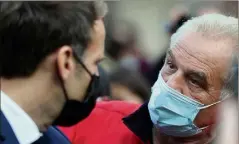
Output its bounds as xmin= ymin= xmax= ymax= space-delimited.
xmin=0 ymin=111 xmax=20 ymax=144
xmin=33 ymin=126 xmax=70 ymax=144
xmin=1 ymin=111 xmax=70 ymax=144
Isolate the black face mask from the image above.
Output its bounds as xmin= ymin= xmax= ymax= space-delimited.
xmin=53 ymin=60 xmax=100 ymax=127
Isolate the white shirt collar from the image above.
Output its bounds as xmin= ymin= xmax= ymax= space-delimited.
xmin=1 ymin=91 xmax=42 ymax=144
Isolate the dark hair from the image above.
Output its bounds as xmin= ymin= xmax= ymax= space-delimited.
xmin=109 ymin=67 xmax=151 ymax=101
xmin=98 ymin=65 xmax=111 ymax=97
xmin=169 ymin=14 xmax=191 ymax=35
xmin=106 ymin=40 xmax=125 ymax=60
xmin=0 ymin=1 xmax=107 ymax=78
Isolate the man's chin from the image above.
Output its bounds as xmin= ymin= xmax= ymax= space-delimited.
xmin=160 ymin=130 xmax=215 ymax=144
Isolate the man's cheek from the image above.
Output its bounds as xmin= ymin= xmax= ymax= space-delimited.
xmin=194 ymin=105 xmax=218 ymax=127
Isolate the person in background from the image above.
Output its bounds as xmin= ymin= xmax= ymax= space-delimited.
xmin=106 ymin=22 xmax=152 ymax=83
xmin=123 ymin=13 xmax=238 ymax=144
xmin=96 ymin=65 xmax=111 ymax=101
xmin=0 ymin=1 xmax=107 ymax=144
xmin=147 ymin=13 xmax=192 ymax=86
xmin=109 ymin=67 xmax=151 ymax=104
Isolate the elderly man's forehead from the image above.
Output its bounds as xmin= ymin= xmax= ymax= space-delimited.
xmin=169 ymin=31 xmax=235 ymax=83
xmin=170 ymin=32 xmax=234 ymax=62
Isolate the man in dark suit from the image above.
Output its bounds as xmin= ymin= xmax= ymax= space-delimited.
xmin=0 ymin=1 xmax=107 ymax=144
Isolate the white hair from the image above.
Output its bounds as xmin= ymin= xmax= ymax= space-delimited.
xmin=170 ymin=13 xmax=238 ymax=49
xmin=170 ymin=13 xmax=238 ymax=100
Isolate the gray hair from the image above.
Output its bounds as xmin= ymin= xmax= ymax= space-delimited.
xmin=221 ymin=54 xmax=238 ymax=99
xmin=170 ymin=13 xmax=238 ymax=100
xmin=170 ymin=13 xmax=238 ymax=49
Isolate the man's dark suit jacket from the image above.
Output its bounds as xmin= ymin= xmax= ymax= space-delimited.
xmin=0 ymin=111 xmax=70 ymax=144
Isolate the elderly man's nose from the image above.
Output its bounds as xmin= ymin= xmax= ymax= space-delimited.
xmin=166 ymin=75 xmax=184 ymax=94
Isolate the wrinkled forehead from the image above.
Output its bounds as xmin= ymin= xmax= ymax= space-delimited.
xmin=171 ymin=31 xmax=234 ymax=65
xmin=170 ymin=32 xmax=234 ymax=81
xmin=171 ymin=31 xmax=234 ymax=54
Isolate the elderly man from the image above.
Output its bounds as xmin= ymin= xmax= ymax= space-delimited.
xmin=0 ymin=1 xmax=107 ymax=144
xmin=123 ymin=13 xmax=238 ymax=144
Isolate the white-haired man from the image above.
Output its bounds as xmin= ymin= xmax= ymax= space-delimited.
xmin=123 ymin=13 xmax=238 ymax=144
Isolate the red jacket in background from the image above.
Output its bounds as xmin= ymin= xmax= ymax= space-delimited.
xmin=59 ymin=101 xmax=144 ymax=144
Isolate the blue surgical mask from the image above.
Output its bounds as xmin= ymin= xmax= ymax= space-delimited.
xmin=148 ymin=72 xmax=221 ymax=137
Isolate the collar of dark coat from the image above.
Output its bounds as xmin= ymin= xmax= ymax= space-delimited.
xmin=123 ymin=102 xmax=153 ymax=143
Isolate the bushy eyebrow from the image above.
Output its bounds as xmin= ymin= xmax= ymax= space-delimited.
xmin=166 ymin=49 xmax=209 ymax=90
xmin=166 ymin=50 xmax=176 ymax=62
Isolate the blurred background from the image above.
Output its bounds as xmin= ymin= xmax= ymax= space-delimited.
xmin=96 ymin=0 xmax=238 ymax=104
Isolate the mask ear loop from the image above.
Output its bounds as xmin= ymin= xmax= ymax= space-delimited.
xmin=197 ymin=96 xmax=231 ymax=134
xmin=73 ymin=52 xmax=93 ymax=77
xmin=72 ymin=53 xmax=99 ymax=102
xmin=200 ymin=95 xmax=231 ymax=109
xmin=55 ymin=61 xmax=69 ymax=101
xmin=199 ymin=126 xmax=209 ymax=130
xmin=55 ymin=51 xmax=93 ymax=101
xmin=200 ymin=100 xmax=222 ymax=109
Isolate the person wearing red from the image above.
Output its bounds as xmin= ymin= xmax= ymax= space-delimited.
xmin=59 ymin=101 xmax=144 ymax=144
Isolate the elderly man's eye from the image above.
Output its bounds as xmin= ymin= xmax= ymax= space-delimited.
xmin=188 ymin=79 xmax=201 ymax=88
xmin=166 ymin=61 xmax=176 ymax=70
